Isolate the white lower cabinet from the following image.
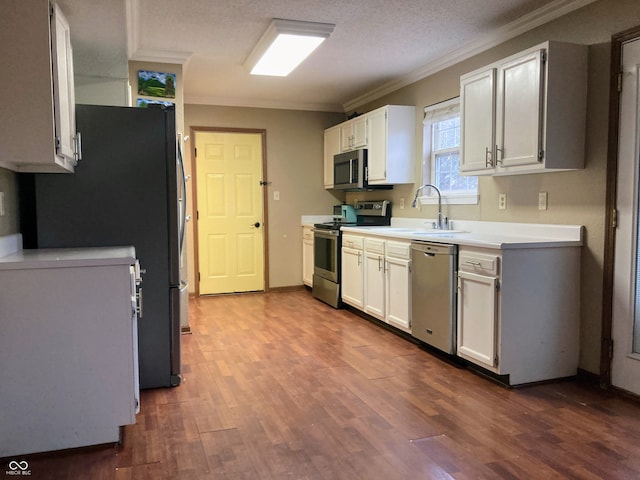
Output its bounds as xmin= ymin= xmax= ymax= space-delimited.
xmin=0 ymin=247 xmax=140 ymax=457
xmin=385 ymin=241 xmax=411 ymax=331
xmin=456 ymin=245 xmax=581 ymax=385
xmin=457 ymin=252 xmax=500 ymax=368
xmin=342 ymin=234 xmax=411 ymax=331
xmin=302 ymin=226 xmax=314 ymax=287
xmin=364 ymin=237 xmax=386 ymax=320
xmin=341 ymin=234 xmax=364 ymax=308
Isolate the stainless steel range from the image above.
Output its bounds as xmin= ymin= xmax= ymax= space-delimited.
xmin=312 ymin=200 xmax=391 ymax=308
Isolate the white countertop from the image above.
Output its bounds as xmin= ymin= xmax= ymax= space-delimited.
xmin=340 ymin=219 xmax=583 ymax=249
xmin=0 ymin=245 xmax=137 ymax=270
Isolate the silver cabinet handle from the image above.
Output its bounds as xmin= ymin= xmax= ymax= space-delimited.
xmin=136 ymin=287 xmax=143 ymax=318
xmin=464 ymin=260 xmax=483 ymax=267
xmin=485 ymin=146 xmax=493 ymax=167
xmin=495 ymin=145 xmax=503 ymax=165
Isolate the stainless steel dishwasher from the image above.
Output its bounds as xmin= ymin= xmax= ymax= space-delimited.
xmin=410 ymin=241 xmax=458 ymax=354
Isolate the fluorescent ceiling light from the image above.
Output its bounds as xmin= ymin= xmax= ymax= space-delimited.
xmin=245 ymin=18 xmax=335 ymax=77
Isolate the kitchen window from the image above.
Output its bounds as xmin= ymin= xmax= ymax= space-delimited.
xmin=421 ymin=97 xmax=478 ymax=205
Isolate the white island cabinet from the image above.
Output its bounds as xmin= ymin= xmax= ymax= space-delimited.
xmin=0 ymin=0 xmax=79 ymax=173
xmin=0 ymin=246 xmax=141 ymax=457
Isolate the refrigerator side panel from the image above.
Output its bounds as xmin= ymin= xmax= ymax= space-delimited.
xmin=34 ymin=104 xmax=175 ymax=389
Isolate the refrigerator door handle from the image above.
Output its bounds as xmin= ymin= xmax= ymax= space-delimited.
xmin=177 ymin=136 xmax=187 ymax=255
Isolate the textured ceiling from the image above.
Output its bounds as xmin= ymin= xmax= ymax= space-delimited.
xmin=57 ymin=0 xmax=593 ymax=112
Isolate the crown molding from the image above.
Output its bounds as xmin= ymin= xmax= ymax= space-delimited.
xmin=185 ymin=94 xmax=343 ymax=113
xmin=129 ymin=49 xmax=192 ymax=65
xmin=343 ymin=0 xmax=597 ymax=112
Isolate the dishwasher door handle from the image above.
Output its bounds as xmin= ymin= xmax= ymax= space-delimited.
xmin=423 ymin=252 xmax=436 ymax=257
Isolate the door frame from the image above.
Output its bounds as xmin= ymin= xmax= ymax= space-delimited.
xmin=189 ymin=126 xmax=270 ymax=296
xmin=600 ymin=25 xmax=640 ymax=388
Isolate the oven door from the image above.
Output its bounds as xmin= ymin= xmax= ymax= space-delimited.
xmin=313 ymin=228 xmax=340 ymax=282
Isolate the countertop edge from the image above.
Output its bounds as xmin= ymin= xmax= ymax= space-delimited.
xmin=339 ymin=226 xmax=583 ymax=249
xmin=0 ymin=246 xmax=137 ymax=270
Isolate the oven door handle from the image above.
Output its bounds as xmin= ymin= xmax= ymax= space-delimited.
xmin=313 ymin=229 xmax=340 ymax=239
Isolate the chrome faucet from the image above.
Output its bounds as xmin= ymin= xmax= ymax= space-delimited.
xmin=412 ymin=183 xmax=447 ymax=229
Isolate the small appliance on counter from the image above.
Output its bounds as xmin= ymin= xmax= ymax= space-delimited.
xmin=312 ymin=200 xmax=391 ymax=308
xmin=334 ymin=203 xmax=357 ymax=223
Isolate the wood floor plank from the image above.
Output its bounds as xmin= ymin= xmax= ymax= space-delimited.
xmin=12 ymin=290 xmax=640 ymax=479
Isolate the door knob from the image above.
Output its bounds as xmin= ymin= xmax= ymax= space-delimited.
xmin=252 ymin=222 xmax=261 ymax=228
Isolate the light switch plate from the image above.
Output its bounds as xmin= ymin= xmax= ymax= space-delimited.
xmin=538 ymin=192 xmax=548 ymax=210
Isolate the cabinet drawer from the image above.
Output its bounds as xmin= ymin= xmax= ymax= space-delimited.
xmin=342 ymin=234 xmax=364 ymax=250
xmin=459 ymin=251 xmax=500 ymax=276
xmin=364 ymin=237 xmax=385 ymax=255
xmin=386 ymin=240 xmax=411 ymax=259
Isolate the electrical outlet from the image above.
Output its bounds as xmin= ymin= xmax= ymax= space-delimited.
xmin=498 ymin=193 xmax=507 ymax=210
xmin=538 ymin=191 xmax=548 ymax=210
xmin=399 ymin=197 xmax=405 ymax=209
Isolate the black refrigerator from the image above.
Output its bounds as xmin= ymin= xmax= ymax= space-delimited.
xmin=25 ymin=104 xmax=186 ymax=389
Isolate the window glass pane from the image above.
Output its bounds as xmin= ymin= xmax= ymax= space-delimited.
xmin=423 ymin=98 xmax=477 ymax=197
xmin=434 ymin=152 xmax=478 ymax=192
xmin=433 ymin=117 xmax=460 ymax=150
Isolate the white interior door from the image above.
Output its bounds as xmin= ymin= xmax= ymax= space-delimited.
xmin=612 ymin=37 xmax=640 ymax=395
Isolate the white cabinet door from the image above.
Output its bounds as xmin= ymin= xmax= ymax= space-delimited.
xmin=385 ymin=256 xmax=411 ymax=330
xmin=340 ymin=116 xmax=368 ymax=152
xmin=367 ymin=107 xmax=387 ymax=182
xmin=364 ymin=239 xmax=386 ymax=320
xmin=341 ymin=246 xmax=364 ymax=308
xmin=323 ymin=125 xmax=340 ymax=188
xmin=457 ymin=271 xmax=498 ymax=369
xmin=367 ymin=105 xmax=416 ymax=185
xmin=496 ymin=49 xmax=544 ymax=168
xmin=51 ymin=3 xmax=77 ymax=163
xmin=302 ymin=239 xmax=314 ymax=287
xmin=460 ymin=67 xmax=496 ymax=174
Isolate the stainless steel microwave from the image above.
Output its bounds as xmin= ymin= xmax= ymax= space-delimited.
xmin=333 ymin=149 xmax=392 ymax=191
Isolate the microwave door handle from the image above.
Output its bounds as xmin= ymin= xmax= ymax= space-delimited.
xmin=349 ymin=160 xmax=353 ymax=184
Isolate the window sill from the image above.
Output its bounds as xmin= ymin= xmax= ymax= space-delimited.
xmin=418 ymin=194 xmax=478 ymax=206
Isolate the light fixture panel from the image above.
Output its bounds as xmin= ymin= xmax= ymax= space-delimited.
xmin=245 ymin=19 xmax=335 ymax=77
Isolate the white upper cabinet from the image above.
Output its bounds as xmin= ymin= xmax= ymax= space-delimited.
xmin=324 ymin=105 xmax=416 ymax=188
xmin=323 ymin=125 xmax=341 ymax=188
xmin=0 ymin=0 xmax=79 ymax=173
xmin=460 ymin=41 xmax=587 ymax=176
xmin=340 ymin=115 xmax=368 ymax=151
xmin=460 ymin=68 xmax=497 ymax=173
xmin=366 ymin=105 xmax=415 ymax=185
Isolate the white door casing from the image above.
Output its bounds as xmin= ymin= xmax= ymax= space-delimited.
xmin=611 ymin=36 xmax=640 ymax=395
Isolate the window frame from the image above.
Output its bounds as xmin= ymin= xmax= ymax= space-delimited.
xmin=420 ymin=97 xmax=478 ymax=206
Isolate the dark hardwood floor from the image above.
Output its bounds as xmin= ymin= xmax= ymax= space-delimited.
xmin=11 ymin=290 xmax=640 ymax=479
